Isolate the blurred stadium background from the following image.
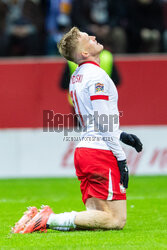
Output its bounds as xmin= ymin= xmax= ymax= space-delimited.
xmin=0 ymin=0 xmax=167 ymax=248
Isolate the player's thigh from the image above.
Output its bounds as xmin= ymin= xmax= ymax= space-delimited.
xmin=86 ymin=197 xmax=127 ymax=220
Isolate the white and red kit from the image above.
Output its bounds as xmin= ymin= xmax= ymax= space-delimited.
xmin=69 ymin=61 xmax=126 ymax=203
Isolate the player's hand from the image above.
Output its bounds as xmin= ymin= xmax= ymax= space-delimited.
xmin=117 ymin=160 xmax=129 ymax=188
xmin=120 ymin=132 xmax=143 ymax=152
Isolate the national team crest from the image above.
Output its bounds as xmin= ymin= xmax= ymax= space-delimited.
xmin=95 ymin=83 xmax=104 ymax=93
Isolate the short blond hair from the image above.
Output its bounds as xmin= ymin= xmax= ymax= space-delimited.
xmin=57 ymin=27 xmax=80 ymax=63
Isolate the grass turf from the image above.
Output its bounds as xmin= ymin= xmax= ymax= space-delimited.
xmin=0 ymin=176 xmax=167 ymax=249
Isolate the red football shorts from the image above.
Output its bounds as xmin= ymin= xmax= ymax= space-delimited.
xmin=74 ymin=147 xmax=126 ymax=204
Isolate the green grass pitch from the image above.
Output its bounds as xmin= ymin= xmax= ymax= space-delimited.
xmin=0 ymin=176 xmax=167 ymax=249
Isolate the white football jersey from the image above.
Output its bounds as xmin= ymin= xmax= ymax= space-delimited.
xmin=69 ymin=61 xmax=126 ymax=161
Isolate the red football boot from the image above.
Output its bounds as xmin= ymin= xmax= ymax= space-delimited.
xmin=12 ymin=206 xmax=38 ymax=233
xmin=21 ymin=205 xmax=53 ymax=233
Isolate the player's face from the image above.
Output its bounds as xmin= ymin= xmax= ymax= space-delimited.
xmin=78 ymin=32 xmax=103 ymax=57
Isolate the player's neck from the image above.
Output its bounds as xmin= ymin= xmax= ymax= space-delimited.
xmin=90 ymin=55 xmax=100 ymax=65
xmin=79 ymin=55 xmax=100 ymax=66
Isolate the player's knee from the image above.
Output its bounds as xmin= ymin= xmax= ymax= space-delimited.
xmin=105 ymin=215 xmax=127 ymax=230
xmin=116 ymin=216 xmax=127 ymax=230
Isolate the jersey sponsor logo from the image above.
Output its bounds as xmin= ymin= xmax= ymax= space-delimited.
xmin=72 ymin=74 xmax=83 ymax=84
xmin=95 ymin=83 xmax=104 ymax=93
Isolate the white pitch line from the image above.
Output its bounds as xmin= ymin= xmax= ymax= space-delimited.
xmin=128 ymin=195 xmax=167 ymax=200
xmin=0 ymin=199 xmax=27 ymax=203
xmin=0 ymin=198 xmax=62 ymax=203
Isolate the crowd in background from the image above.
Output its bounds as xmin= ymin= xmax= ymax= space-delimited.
xmin=0 ymin=0 xmax=167 ymax=57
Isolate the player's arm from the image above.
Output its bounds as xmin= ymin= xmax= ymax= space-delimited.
xmin=91 ymin=98 xmax=129 ymax=188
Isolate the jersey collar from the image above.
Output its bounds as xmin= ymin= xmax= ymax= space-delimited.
xmin=78 ymin=61 xmax=100 ymax=67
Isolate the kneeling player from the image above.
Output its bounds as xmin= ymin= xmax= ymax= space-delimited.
xmin=12 ymin=27 xmax=142 ymax=233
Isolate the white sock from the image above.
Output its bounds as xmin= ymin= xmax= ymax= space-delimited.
xmin=47 ymin=211 xmax=77 ymax=231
